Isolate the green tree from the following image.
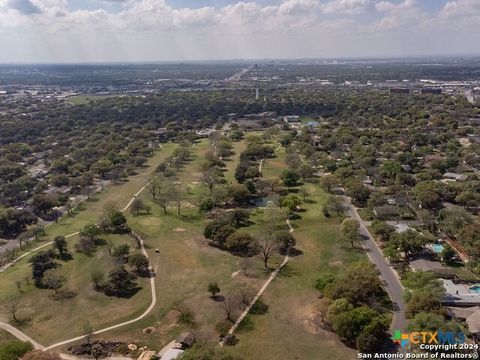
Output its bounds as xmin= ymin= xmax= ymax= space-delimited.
xmin=320 ymin=174 xmax=340 ymax=193
xmin=356 ymin=316 xmax=390 ymax=353
xmin=340 ymin=218 xmax=360 ymax=248
xmin=128 ymin=253 xmax=150 ymax=275
xmin=225 ymin=232 xmax=255 ymax=254
xmin=107 ymin=211 xmax=128 ymax=233
xmin=298 ymin=163 xmax=314 ymax=180
xmin=208 ymin=282 xmax=221 ymax=297
xmin=43 ymin=269 xmax=64 ymax=294
xmin=281 ymin=169 xmax=299 ymax=190
xmin=105 ymin=266 xmax=137 ymax=295
xmin=228 ymin=209 xmax=250 ymax=228
xmin=91 ymin=269 xmax=105 ymax=291
xmin=413 ymin=182 xmax=442 ymax=210
xmin=130 ymin=198 xmax=145 ymax=215
xmin=330 ymin=306 xmax=380 ymax=342
xmin=29 ymin=251 xmax=58 ymax=286
xmin=370 ymin=221 xmax=395 ymax=242
xmin=380 ymin=160 xmax=403 ymax=179
xmin=324 ymin=196 xmax=345 ymax=217
xmin=228 ymin=184 xmax=251 ymax=206
xmin=91 ymin=159 xmax=114 ymax=179
xmin=80 ymin=224 xmax=101 ymax=242
xmin=0 ymin=341 xmax=34 ymax=360
xmin=52 ymin=236 xmax=68 ymax=258
xmin=441 ymin=245 xmax=456 ymax=264
xmin=324 ymin=261 xmax=384 ymax=305
xmin=346 ymin=182 xmax=370 ymax=206
xmin=386 ymin=230 xmax=426 ymax=260
xmin=112 ymin=244 xmax=130 ymax=262
xmin=281 ymin=193 xmax=302 ymax=213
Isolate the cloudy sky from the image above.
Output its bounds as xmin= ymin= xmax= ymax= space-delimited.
xmin=0 ymin=0 xmax=479 ymax=63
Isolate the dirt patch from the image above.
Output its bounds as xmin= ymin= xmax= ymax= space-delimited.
xmin=297 ymin=303 xmax=338 ymax=342
xmin=173 ymin=228 xmax=187 ymax=232
xmin=328 ymin=260 xmax=343 ymax=267
xmin=154 ymin=310 xmax=179 ymax=336
xmin=186 ymin=236 xmax=210 ymax=250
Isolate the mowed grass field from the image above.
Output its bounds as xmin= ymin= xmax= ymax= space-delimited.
xmin=1 ymin=135 xmax=364 ymax=359
xmin=91 ymin=139 xmax=278 ymax=349
xmin=0 ymin=330 xmax=16 ymax=345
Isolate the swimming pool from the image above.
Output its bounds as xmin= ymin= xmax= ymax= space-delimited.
xmin=469 ymin=285 xmax=480 ymax=294
xmin=432 ymin=244 xmax=445 ymax=253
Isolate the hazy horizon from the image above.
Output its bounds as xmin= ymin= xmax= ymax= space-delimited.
xmin=0 ymin=0 xmax=479 ymax=63
xmin=2 ymin=54 xmax=480 ymax=66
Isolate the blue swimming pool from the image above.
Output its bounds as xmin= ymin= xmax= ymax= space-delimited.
xmin=469 ymin=285 xmax=480 ymax=294
xmin=432 ymin=244 xmax=445 ymax=253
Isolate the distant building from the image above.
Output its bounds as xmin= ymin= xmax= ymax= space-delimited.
xmin=284 ymin=115 xmax=300 ymax=123
xmin=373 ymin=205 xmax=401 ymax=220
xmin=421 ymin=88 xmax=442 ymax=95
xmin=160 ymin=349 xmax=184 ymax=360
xmin=389 ymin=88 xmax=410 ymax=95
xmin=363 ymin=176 xmax=373 ymax=185
xmin=448 ymin=307 xmax=480 ymax=339
xmin=176 ymin=332 xmax=195 ymax=349
xmin=443 ymin=172 xmax=468 ymax=182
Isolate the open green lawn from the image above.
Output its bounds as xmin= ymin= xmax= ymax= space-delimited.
xmin=0 ymin=330 xmax=16 ymax=345
xmin=223 ymin=140 xmax=248 ymax=184
xmin=89 ymin=139 xmax=275 ymax=350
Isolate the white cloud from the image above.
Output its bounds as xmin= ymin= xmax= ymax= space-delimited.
xmin=0 ymin=0 xmax=479 ymax=62
xmin=321 ymin=0 xmax=370 ymax=14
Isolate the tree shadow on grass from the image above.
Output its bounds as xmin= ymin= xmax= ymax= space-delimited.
xmin=104 ymin=286 xmax=142 ymax=299
xmin=14 ymin=317 xmax=32 ymax=328
xmin=211 ymin=295 xmax=225 ymax=302
xmin=283 ymin=247 xmax=303 ymax=257
xmin=236 ymin=315 xmax=255 ymax=333
xmin=179 ymin=213 xmax=203 ymax=222
xmin=276 ymin=263 xmax=300 ymax=278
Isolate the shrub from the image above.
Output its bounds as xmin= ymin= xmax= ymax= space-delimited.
xmin=0 ymin=341 xmax=33 ymax=360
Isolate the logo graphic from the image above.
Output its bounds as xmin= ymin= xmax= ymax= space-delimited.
xmin=391 ymin=330 xmax=466 ymax=348
xmin=391 ymin=330 xmax=410 ymax=347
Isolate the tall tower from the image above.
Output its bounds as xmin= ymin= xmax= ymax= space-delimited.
xmin=254 ymin=63 xmax=259 ymax=101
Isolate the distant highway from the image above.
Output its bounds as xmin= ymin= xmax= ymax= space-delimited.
xmin=224 ymin=65 xmax=255 ymax=82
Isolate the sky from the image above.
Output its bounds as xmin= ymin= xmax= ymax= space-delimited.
xmin=0 ymin=0 xmax=479 ymax=63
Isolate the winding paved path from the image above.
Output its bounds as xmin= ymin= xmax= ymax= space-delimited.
xmin=343 ymin=197 xmax=406 ymax=331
